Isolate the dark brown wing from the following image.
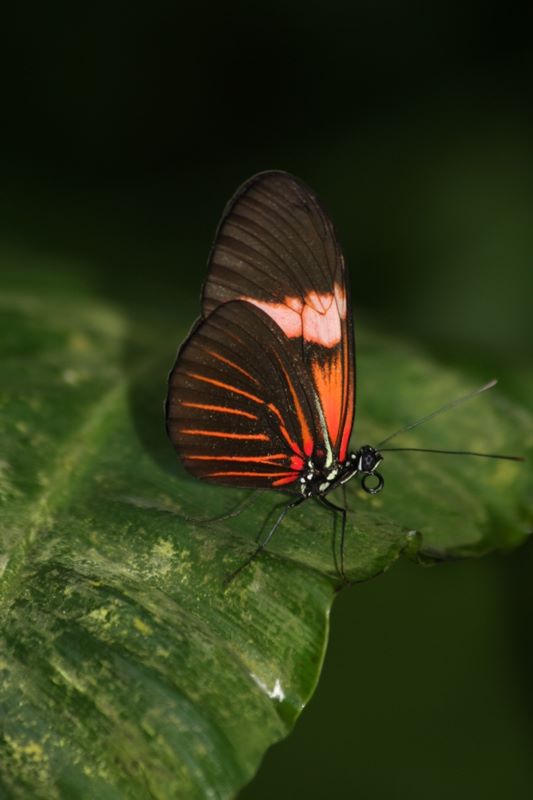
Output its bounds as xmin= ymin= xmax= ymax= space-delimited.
xmin=167 ymin=300 xmax=323 ymax=490
xmin=201 ymin=171 xmax=355 ymax=461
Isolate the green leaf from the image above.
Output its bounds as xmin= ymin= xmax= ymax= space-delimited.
xmin=0 ymin=268 xmax=531 ymax=799
xmin=353 ymin=329 xmax=532 ymax=558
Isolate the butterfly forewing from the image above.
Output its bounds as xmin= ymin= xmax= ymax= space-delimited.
xmin=205 ymin=172 xmax=354 ymax=457
xmin=166 ymin=171 xmax=356 ymax=489
xmin=202 ymin=172 xmax=342 ymax=314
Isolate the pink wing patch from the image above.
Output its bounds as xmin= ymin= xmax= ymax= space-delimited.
xmin=242 ymin=284 xmax=347 ymax=348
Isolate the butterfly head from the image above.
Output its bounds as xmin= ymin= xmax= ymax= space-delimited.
xmin=351 ymin=444 xmax=385 ymax=494
xmin=343 ymin=445 xmax=384 ymax=495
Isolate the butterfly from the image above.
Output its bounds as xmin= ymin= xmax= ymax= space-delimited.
xmin=166 ymin=171 xmax=521 ymax=581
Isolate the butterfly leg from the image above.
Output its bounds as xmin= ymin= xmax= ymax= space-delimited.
xmin=318 ymin=496 xmax=348 ymax=582
xmin=341 ymin=483 xmax=351 ymax=512
xmin=224 ymin=496 xmax=306 ymax=585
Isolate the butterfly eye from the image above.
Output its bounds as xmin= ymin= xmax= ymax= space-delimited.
xmin=362 ymin=453 xmax=375 ymax=471
xmin=357 ymin=446 xmax=383 ymax=474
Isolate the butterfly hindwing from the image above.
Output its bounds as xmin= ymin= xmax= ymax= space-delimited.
xmin=167 ymin=300 xmax=322 ymax=490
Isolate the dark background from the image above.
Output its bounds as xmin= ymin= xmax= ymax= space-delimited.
xmin=2 ymin=2 xmax=532 ymax=797
xmin=3 ymin=1 xmax=532 ymax=360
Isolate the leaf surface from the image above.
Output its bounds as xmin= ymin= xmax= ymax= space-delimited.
xmin=0 ymin=272 xmax=531 ymax=798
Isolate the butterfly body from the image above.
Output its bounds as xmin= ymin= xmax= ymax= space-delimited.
xmin=297 ymin=445 xmax=383 ymax=499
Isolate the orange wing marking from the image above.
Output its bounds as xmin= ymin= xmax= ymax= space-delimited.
xmin=185 ymin=373 xmax=310 ymax=457
xmin=207 ymin=470 xmax=298 ymax=481
xmin=206 ymin=350 xmax=259 ymax=384
xmin=275 ymin=359 xmax=314 ymax=457
xmin=181 ymin=402 xmax=258 ymax=420
xmin=338 ymin=344 xmax=354 ymax=461
xmin=186 ymin=454 xmax=287 ymax=463
xmin=290 ymin=454 xmax=305 ymax=471
xmin=311 ymin=351 xmax=342 ymax=445
xmin=336 ymin=280 xmax=354 ymax=461
xmin=272 ymin=474 xmax=299 ymax=487
xmin=186 ymin=372 xmax=263 ymax=404
xmin=267 ymin=402 xmax=304 ymax=458
xmin=180 ymin=429 xmax=269 ymax=441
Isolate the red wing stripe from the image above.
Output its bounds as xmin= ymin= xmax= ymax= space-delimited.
xmin=185 ymin=372 xmax=263 ymax=404
xmin=185 ymin=454 xmax=286 ymax=462
xmin=207 ymin=470 xmax=298 ymax=479
xmin=272 ymin=474 xmax=299 ymax=486
xmin=311 ymin=353 xmax=342 ymax=444
xmin=206 ymin=350 xmax=259 ymax=384
xmin=275 ymin=359 xmax=314 ymax=456
xmin=181 ymin=402 xmax=258 ymax=420
xmin=339 ymin=342 xmax=354 ymax=461
xmin=180 ymin=429 xmax=269 ymax=441
xmin=267 ymin=402 xmax=304 ymax=457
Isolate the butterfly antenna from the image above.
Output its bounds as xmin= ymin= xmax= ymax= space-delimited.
xmin=377 ymin=379 xmax=498 ymax=448
xmin=380 ymin=447 xmax=524 ymax=462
